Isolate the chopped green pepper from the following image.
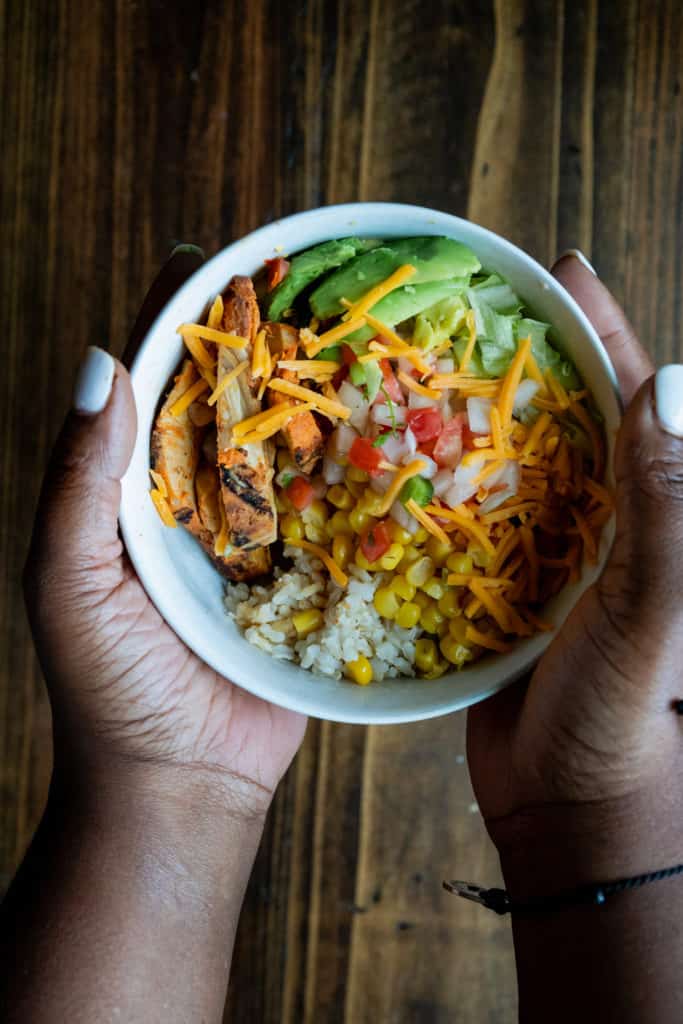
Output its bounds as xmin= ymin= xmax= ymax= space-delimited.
xmin=314 ymin=344 xmax=342 ymax=362
xmin=400 ymin=476 xmax=434 ymax=507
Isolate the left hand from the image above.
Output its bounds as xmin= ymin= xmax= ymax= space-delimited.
xmin=24 ymin=248 xmax=307 ymax=818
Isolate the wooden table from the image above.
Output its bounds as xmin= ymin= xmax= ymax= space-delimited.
xmin=2 ymin=2 xmax=681 ymax=1020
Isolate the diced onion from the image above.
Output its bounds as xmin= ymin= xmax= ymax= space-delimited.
xmin=408 ymin=389 xmax=434 ymax=410
xmin=389 ymin=499 xmax=418 ymax=534
xmin=322 ymin=456 xmax=345 ymax=485
xmin=379 ymin=432 xmax=408 ymax=464
xmin=370 ymin=471 xmax=393 ymax=494
xmin=338 ymin=381 xmax=369 ymax=432
xmin=404 ymin=451 xmax=437 ymax=479
xmin=466 ymin=396 xmax=494 ymax=434
xmin=403 ymin=426 xmax=417 ymax=456
xmin=478 ymin=462 xmax=521 ymax=513
xmin=513 ymin=379 xmax=540 ymax=413
xmin=436 ymin=357 xmax=455 ymax=375
xmin=444 ymin=461 xmax=482 ymax=508
xmin=371 ymin=403 xmax=407 ymax=427
xmin=433 ymin=468 xmax=455 ymax=497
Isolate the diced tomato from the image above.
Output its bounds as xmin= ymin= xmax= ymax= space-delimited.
xmin=287 ymin=475 xmax=314 ymax=510
xmin=433 ymin=415 xmax=464 ymax=468
xmin=418 ymin=437 xmax=438 ymax=458
xmin=264 ymin=257 xmax=290 ymax=291
xmin=348 ymin=436 xmax=383 ymax=477
xmin=360 ymin=519 xmax=392 ymax=563
xmin=462 ymin=423 xmax=477 ymax=450
xmin=332 ymin=365 xmax=349 ymax=389
xmin=379 ymin=359 xmax=405 ymax=404
xmin=342 ymin=345 xmax=357 ymax=366
xmin=406 ymin=407 xmax=443 ymax=443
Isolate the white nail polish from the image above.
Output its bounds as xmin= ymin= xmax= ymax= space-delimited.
xmin=655 ymin=365 xmax=683 ymax=438
xmin=559 ymin=249 xmax=597 ymax=275
xmin=73 ymin=346 xmax=115 ymax=415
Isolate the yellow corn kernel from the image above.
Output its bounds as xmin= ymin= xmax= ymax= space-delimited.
xmin=421 ymin=576 xmax=445 ymax=600
xmin=275 ymin=492 xmax=289 ymax=515
xmin=398 ymin=544 xmax=421 ymax=569
xmin=349 ymin=506 xmax=372 ymax=533
xmin=425 ymin=536 xmax=452 ymax=567
xmin=280 ymin=513 xmax=305 ymax=541
xmin=379 ymin=542 xmax=404 ymax=571
xmin=345 ymin=477 xmax=365 ymax=498
xmin=396 ymin=601 xmax=421 ymax=629
xmin=327 ymin=484 xmax=354 ymax=510
xmin=358 ymin=489 xmax=386 ymax=517
xmin=438 ymin=589 xmax=460 ymax=619
xmin=440 ymin=635 xmax=473 ymax=666
xmin=347 ymin=465 xmax=370 ymax=483
xmin=304 ymin=522 xmax=327 ymax=545
xmin=302 ymin=498 xmax=329 ymax=528
xmin=332 ymin=534 xmax=353 ymax=571
xmin=346 ymin=655 xmax=373 ymax=685
xmin=413 ymin=526 xmax=429 ymax=543
xmin=446 ymin=552 xmax=474 ymax=575
xmin=449 ymin=616 xmax=469 ymax=643
xmin=423 ymin=659 xmax=449 ymax=679
xmin=387 ymin=521 xmax=413 ymax=546
xmin=413 ymin=590 xmax=431 ymax=610
xmin=415 ymin=638 xmax=438 ymax=673
xmin=355 ymin=548 xmax=381 ymax=572
xmin=420 ymin=603 xmax=445 ymax=635
xmin=292 ymin=608 xmax=324 ymax=637
xmin=389 ymin=575 xmax=416 ymax=601
xmin=276 ymin=448 xmax=293 ymax=471
xmin=468 ymin=544 xmax=492 ymax=569
xmin=374 ymin=586 xmax=401 ymax=620
xmin=405 ymin=555 xmax=436 ymax=587
xmin=327 ymin=510 xmax=352 ymax=537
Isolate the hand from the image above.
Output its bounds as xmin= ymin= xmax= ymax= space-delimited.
xmin=467 ymin=253 xmax=683 ymax=895
xmin=24 ymin=248 xmax=306 ymax=818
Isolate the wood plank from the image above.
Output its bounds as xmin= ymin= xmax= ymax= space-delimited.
xmin=2 ymin=3 xmax=683 ymax=1024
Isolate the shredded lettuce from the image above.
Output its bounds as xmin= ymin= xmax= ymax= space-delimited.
xmin=515 ymin=318 xmax=581 ymax=390
xmin=469 ymin=274 xmax=523 ymax=315
xmin=413 ymin=294 xmax=468 ymax=351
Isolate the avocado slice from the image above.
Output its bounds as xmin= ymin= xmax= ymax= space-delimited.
xmin=265 ymin=237 xmax=380 ymax=321
xmin=309 ymin=236 xmax=481 ymax=319
xmin=342 ymin=278 xmax=470 ymax=347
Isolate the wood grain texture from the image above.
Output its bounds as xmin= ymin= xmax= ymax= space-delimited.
xmin=1 ymin=2 xmax=682 ymax=1022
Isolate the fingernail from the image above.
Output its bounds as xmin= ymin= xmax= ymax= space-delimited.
xmin=655 ymin=365 xmax=683 ymax=438
xmin=558 ymin=249 xmax=596 ymax=275
xmin=73 ymin=346 xmax=115 ymax=415
xmin=170 ymin=243 xmax=205 ymax=259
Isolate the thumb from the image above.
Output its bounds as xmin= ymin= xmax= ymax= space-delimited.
xmin=600 ymin=365 xmax=683 ymax=636
xmin=26 ymin=348 xmax=137 ymax=605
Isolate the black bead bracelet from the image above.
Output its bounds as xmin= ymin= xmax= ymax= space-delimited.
xmin=443 ymin=862 xmax=683 ymax=915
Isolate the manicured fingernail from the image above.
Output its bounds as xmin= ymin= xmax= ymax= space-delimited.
xmin=558 ymin=249 xmax=596 ymax=275
xmin=170 ymin=243 xmax=205 ymax=259
xmin=73 ymin=346 xmax=115 ymax=415
xmin=655 ymin=365 xmax=683 ymax=438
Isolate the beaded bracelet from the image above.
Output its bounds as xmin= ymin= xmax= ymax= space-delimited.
xmin=443 ymin=863 xmax=683 ymax=915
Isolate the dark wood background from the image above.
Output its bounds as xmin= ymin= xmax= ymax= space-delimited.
xmin=2 ymin=1 xmax=682 ymax=1020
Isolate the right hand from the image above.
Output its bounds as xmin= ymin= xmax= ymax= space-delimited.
xmin=468 ymin=254 xmax=683 ymax=895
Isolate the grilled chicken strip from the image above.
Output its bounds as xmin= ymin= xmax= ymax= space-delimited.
xmin=152 ymin=359 xmax=271 ymax=580
xmin=266 ymin=326 xmax=325 ymax=474
xmin=216 ymin=276 xmax=277 ymax=548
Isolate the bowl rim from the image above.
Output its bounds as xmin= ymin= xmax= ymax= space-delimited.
xmin=120 ymin=202 xmax=621 ymax=724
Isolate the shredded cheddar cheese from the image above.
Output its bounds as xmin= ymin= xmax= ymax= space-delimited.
xmin=169 ymin=377 xmax=209 ymax=417
xmin=405 ymin=499 xmax=450 ymax=545
xmin=277 ymin=360 xmax=341 ymax=378
xmin=285 ymin=538 xmax=348 ymax=587
xmin=498 ymin=336 xmax=531 ymax=428
xmin=305 ymin=316 xmax=367 ymax=357
xmin=207 ymin=295 xmax=224 ymax=330
xmin=233 ymin=401 xmax=316 ymax=443
xmin=150 ymin=488 xmax=177 ymax=528
xmin=347 ymin=264 xmax=416 ymax=319
xmin=149 ymin=469 xmax=167 ymax=497
xmin=397 ymin=370 xmax=442 ymax=400
xmin=177 ymin=324 xmax=249 ymax=348
xmin=459 ymin=309 xmax=478 ymax=372
xmin=424 ymin=504 xmax=496 ymax=554
xmin=465 ymin=625 xmax=512 ymax=653
xmin=208 ymin=360 xmax=249 ymax=406
xmin=375 ymin=460 xmax=428 ymax=517
xmin=180 ymin=333 xmax=215 ymax=369
xmin=267 ymin=378 xmax=350 ymax=420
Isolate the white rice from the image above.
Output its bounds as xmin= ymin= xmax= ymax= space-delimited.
xmin=224 ymin=545 xmax=420 ymax=680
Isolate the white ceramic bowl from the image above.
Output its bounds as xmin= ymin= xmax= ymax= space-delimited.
xmin=120 ymin=203 xmax=620 ymax=724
